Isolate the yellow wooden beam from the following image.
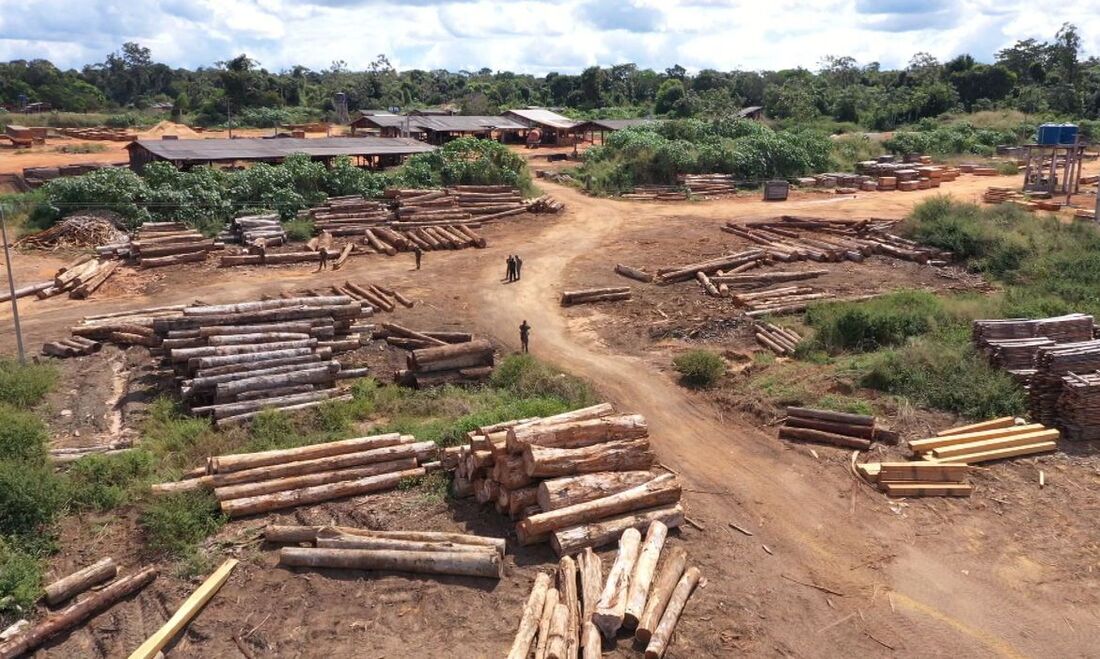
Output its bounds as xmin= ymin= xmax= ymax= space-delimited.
xmin=128 ymin=558 xmax=238 ymax=659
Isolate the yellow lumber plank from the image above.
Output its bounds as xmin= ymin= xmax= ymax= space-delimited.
xmin=128 ymin=558 xmax=238 ymax=659
xmin=877 ymin=463 xmax=969 ymax=482
xmin=882 ymin=482 xmax=972 ymax=497
xmin=909 ymin=424 xmax=1045 ymax=454
xmin=935 ymin=417 xmax=1016 ymax=437
xmin=930 ymin=429 xmax=1059 ymax=459
xmin=935 ymin=441 xmax=1057 ymax=465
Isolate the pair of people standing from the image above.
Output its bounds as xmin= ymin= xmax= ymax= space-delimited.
xmin=505 ymin=254 xmax=523 ymax=282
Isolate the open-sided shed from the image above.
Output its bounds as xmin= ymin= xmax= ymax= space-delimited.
xmin=126 ymin=137 xmax=435 ymax=172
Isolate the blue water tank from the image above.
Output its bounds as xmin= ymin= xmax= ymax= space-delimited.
xmin=1037 ymin=124 xmax=1061 ymax=145
xmin=1059 ymin=123 xmax=1079 ymax=145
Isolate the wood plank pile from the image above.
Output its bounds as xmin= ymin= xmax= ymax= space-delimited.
xmin=150 ymin=432 xmax=440 ymax=518
xmin=982 ymin=187 xmax=1023 ymax=204
xmin=1074 ymin=208 xmax=1096 ymax=221
xmin=393 ymin=332 xmax=495 ymax=388
xmin=778 ymin=407 xmax=897 ymax=450
xmin=1058 ymin=371 xmax=1100 ymax=440
xmin=1031 ymin=339 xmax=1100 ymax=426
xmin=678 ymin=174 xmax=737 ymax=198
xmin=753 ymin=322 xmax=802 ymax=356
xmin=561 ymin=287 xmax=632 ymax=306
xmin=120 ymin=222 xmax=215 ymax=268
xmin=507 ymin=521 xmax=702 ymax=659
xmin=266 ymin=524 xmax=505 ymax=579
xmin=0 ymin=558 xmax=157 ymax=658
xmin=622 ymin=185 xmax=688 ymax=201
xmin=449 ymin=404 xmax=684 ymax=556
xmin=41 ymin=336 xmax=101 ymax=359
xmin=723 ymin=216 xmax=948 ymax=265
xmin=221 ymin=213 xmax=286 ymax=246
xmin=910 ymin=417 xmax=1058 ymax=464
xmin=1 ymin=253 xmax=120 ymax=304
xmin=856 ymin=461 xmax=972 ymax=497
xmin=972 ymin=314 xmax=1095 ymax=383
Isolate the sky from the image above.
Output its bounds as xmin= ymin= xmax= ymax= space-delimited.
xmin=0 ymin=0 xmax=1098 ymax=75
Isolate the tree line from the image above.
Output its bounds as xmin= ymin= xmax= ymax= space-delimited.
xmin=1 ymin=24 xmax=1098 ymax=128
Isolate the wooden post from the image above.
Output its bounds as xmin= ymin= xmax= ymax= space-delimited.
xmin=128 ymin=559 xmax=238 ymax=659
xmin=623 ymin=521 xmax=668 ymax=629
xmin=507 ymin=572 xmax=551 ymax=659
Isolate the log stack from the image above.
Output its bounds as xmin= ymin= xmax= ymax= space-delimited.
xmin=622 ymin=185 xmax=689 ymax=201
xmin=561 ymin=287 xmax=632 ymax=306
xmin=525 ymin=195 xmax=565 ymax=213
xmin=778 ymin=406 xmax=897 ymax=449
xmin=306 ymin=196 xmax=395 ymax=236
xmin=753 ymin=322 xmax=802 ymax=356
xmin=12 ymin=255 xmax=121 ymax=302
xmin=151 ymin=433 xmax=440 ymax=517
xmin=222 ymin=213 xmax=286 ymax=247
xmin=40 ymin=336 xmax=101 ymax=358
xmin=129 ymin=222 xmax=216 ymax=268
xmin=450 ymin=404 xmax=684 ymax=555
xmin=722 ymin=217 xmax=948 ymax=265
xmin=394 ymin=335 xmax=495 ymax=388
xmin=1058 ymin=371 xmax=1100 ymax=441
xmin=733 ymin=286 xmax=835 ymax=317
xmin=909 ymin=417 xmax=1058 ymax=464
xmin=972 ymin=315 xmax=1096 ymax=385
xmin=679 ymin=174 xmax=738 ymax=198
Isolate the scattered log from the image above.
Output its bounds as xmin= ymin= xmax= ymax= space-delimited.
xmin=43 ymin=557 xmax=117 ymax=607
xmin=623 ymin=521 xmax=669 ymax=629
xmin=582 ymin=621 xmax=602 ymax=659
xmin=508 ymin=572 xmax=552 ymax=659
xmin=215 ymin=394 xmax=353 ymax=427
xmin=786 ymin=406 xmax=874 ymax=426
xmin=264 ymin=526 xmax=506 ymax=554
xmin=278 ymin=546 xmax=503 ymax=579
xmin=129 ymin=559 xmax=238 ymax=659
xmin=578 ymin=548 xmax=603 ymax=624
xmin=545 ymin=603 xmax=570 ymax=659
xmin=615 ymin=264 xmax=654 ymax=283
xmin=643 ymin=566 xmax=701 ymax=659
xmin=210 ymin=441 xmax=429 ymax=488
xmin=213 ymin=457 xmax=418 ymax=501
xmin=593 ymin=528 xmax=642 ymax=639
xmin=561 ymin=288 xmax=632 ymax=306
xmin=220 ymin=467 xmax=425 ymax=517
xmin=559 ymin=555 xmax=580 ymax=659
xmin=552 ymin=504 xmax=684 ymax=555
xmin=635 ymin=546 xmax=688 ymax=643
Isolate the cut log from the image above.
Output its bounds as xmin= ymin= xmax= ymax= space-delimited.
xmin=317 ymin=534 xmax=500 ymax=555
xmin=278 ymin=546 xmax=503 ymax=579
xmin=545 ymin=603 xmax=570 ymax=659
xmin=643 ymin=567 xmax=701 ymax=659
xmin=593 ymin=528 xmax=642 ymax=639
xmin=128 ymin=558 xmax=238 ymax=659
xmin=552 ymin=504 xmax=685 ymax=555
xmin=507 ymin=414 xmax=648 ymax=453
xmin=560 ymin=287 xmax=631 ymax=305
xmin=537 ymin=471 xmax=655 ymax=511
xmin=381 ymin=322 xmax=447 ymax=347
xmin=265 ymin=526 xmax=506 ymax=554
xmin=220 ymin=467 xmax=425 ymax=517
xmin=634 ymin=546 xmax=688 ymax=643
xmin=0 ymin=567 xmax=157 ymax=659
xmin=508 ymin=572 xmax=552 ymax=659
xmin=140 ymin=251 xmax=208 ymax=268
xmin=559 ymin=555 xmax=580 ymax=659
xmin=213 ymin=364 xmax=337 ymax=398
xmin=209 ymin=432 xmax=404 ymax=473
xmin=213 ymin=457 xmax=418 ymax=500
xmin=786 ymin=406 xmax=874 ymax=427
xmin=778 ymin=426 xmax=872 ymax=449
xmin=615 ymin=264 xmax=653 ymax=283
xmin=578 ymin=548 xmax=603 ymax=624
xmin=535 ymin=588 xmax=560 ymax=659
xmin=215 ymin=394 xmax=353 ymax=427
xmin=211 ymin=441 xmax=430 ymax=488
xmin=524 ymin=439 xmax=655 ymax=478
xmin=43 ymin=557 xmax=117 ymax=607
xmin=194 ymin=390 xmax=337 ymax=420
xmin=623 ymin=521 xmax=668 ymax=629
xmin=407 ymin=339 xmax=494 ymax=373
xmin=784 ymin=416 xmax=876 ymax=439
xmin=582 ymin=621 xmax=602 ymax=659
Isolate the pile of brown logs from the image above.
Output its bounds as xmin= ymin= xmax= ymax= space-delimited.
xmin=856 ymin=461 xmax=972 ymax=497
xmin=1058 ymin=371 xmax=1100 ymax=440
xmin=656 ymin=249 xmax=764 ymax=284
xmin=221 ymin=213 xmax=286 ymax=247
xmin=306 ymin=195 xmax=395 ymax=235
xmin=908 ymin=417 xmax=1058 ymax=465
xmin=778 ymin=406 xmax=897 ymax=450
xmin=388 ymin=185 xmax=530 ymax=226
xmin=722 ymin=216 xmax=948 ymax=265
xmin=393 ymin=332 xmax=495 ymax=388
xmin=561 ymin=287 xmax=632 ymax=306
xmin=526 ymin=195 xmax=566 ymax=213
xmin=0 ymin=253 xmax=120 ymax=303
xmin=621 ymin=184 xmax=689 ymax=201
xmin=448 ymin=404 xmax=684 ymax=556
xmin=40 ymin=336 xmax=101 ymax=358
xmin=266 ymin=525 xmax=505 ymax=579
xmin=0 ymin=558 xmax=157 ymax=658
xmin=122 ymin=222 xmax=216 ymax=268
xmin=679 ymin=174 xmax=738 ymax=198
xmin=733 ymin=286 xmax=835 ymax=317
xmin=753 ymin=322 xmax=802 ymax=356
xmin=151 ymin=432 xmax=439 ymax=517
xmin=508 ymin=521 xmax=702 ymax=659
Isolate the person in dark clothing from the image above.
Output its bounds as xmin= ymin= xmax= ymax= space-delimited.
xmin=519 ymin=320 xmax=531 ymax=353
xmin=505 ymin=255 xmax=515 ymax=282
xmin=515 ymin=255 xmax=523 ymax=280
xmin=317 ymin=248 xmax=328 ymax=271
xmin=414 ymin=245 xmax=423 ymax=270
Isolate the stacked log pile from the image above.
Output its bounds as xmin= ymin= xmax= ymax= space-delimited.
xmin=622 ymin=185 xmax=689 ymax=201
xmin=561 ymin=287 xmax=632 ymax=306
xmin=306 ymin=196 xmax=395 ymax=236
xmin=221 ymin=213 xmax=286 ymax=247
xmin=778 ymin=407 xmax=897 ymax=449
xmin=388 ymin=186 xmax=529 ymax=226
xmin=733 ymin=286 xmax=834 ymax=317
xmin=57 ymin=127 xmax=136 ymax=141
xmin=393 ymin=334 xmax=495 ymax=388
xmin=753 ymin=322 xmax=802 ymax=356
xmin=1030 ymin=340 xmax=1100 ymax=426
xmin=327 ymin=280 xmax=412 ymax=313
xmin=0 ymin=559 xmax=157 ymax=658
xmin=150 ymin=433 xmax=439 ymax=517
xmin=3 ymin=254 xmax=120 ymax=303
xmin=124 ymin=222 xmax=215 ymax=268
xmin=450 ymin=404 xmax=685 ymax=556
xmin=910 ymin=417 xmax=1058 ymax=464
xmin=525 ymin=195 xmax=565 ymax=213
xmin=856 ymin=461 xmax=972 ymax=497
xmin=722 ymin=216 xmax=948 ymax=265
xmin=1058 ymin=371 xmax=1100 ymax=440
xmin=678 ymin=174 xmax=737 ymax=198
xmin=508 ymin=521 xmax=702 ymax=659
xmin=266 ymin=525 xmax=504 ymax=579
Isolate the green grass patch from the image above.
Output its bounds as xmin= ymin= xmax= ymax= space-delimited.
xmin=805 ymin=290 xmax=950 ymax=353
xmin=0 ymin=405 xmax=49 ymax=464
xmin=0 ymin=460 xmax=65 ymax=540
xmin=283 ymin=218 xmax=315 ymax=242
xmin=672 ymin=350 xmax=726 ymax=388
xmin=139 ymin=491 xmax=225 ymax=561
xmin=0 ymin=540 xmax=43 ymax=616
xmin=0 ymin=359 xmax=57 ymax=408
xmin=65 ymin=450 xmax=156 ymax=511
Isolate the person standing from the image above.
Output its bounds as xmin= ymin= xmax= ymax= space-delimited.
xmin=414 ymin=245 xmax=423 ymax=270
xmin=505 ymin=255 xmax=515 ymax=282
xmin=515 ymin=254 xmax=523 ymax=280
xmin=519 ymin=320 xmax=531 ymax=353
xmin=317 ymin=247 xmax=328 ymax=271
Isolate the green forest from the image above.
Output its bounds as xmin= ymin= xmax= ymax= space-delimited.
xmin=1 ymin=23 xmax=1098 ymax=130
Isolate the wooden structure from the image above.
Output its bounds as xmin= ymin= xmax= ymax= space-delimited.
xmin=1021 ymin=142 xmax=1087 ymax=202
xmin=502 ymin=108 xmax=581 ymax=145
xmin=126 ymin=137 xmax=435 ymax=172
xmin=574 ymin=119 xmax=657 ymax=145
xmin=350 ymin=113 xmax=526 ymax=145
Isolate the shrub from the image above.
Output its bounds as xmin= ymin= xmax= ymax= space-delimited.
xmin=139 ymin=491 xmax=224 ymax=559
xmin=0 ymin=540 xmax=42 ymax=616
xmin=490 ymin=354 xmax=595 ymax=407
xmin=246 ymin=410 xmax=298 ymax=452
xmin=0 ymin=461 xmax=64 ymax=539
xmin=283 ymin=218 xmax=315 ymax=241
xmin=672 ymin=350 xmax=726 ymax=387
xmin=65 ymin=450 xmax=155 ymax=511
xmin=0 ymin=359 xmax=57 ymax=408
xmin=805 ymin=290 xmax=948 ymax=353
xmin=0 ymin=405 xmax=48 ymax=463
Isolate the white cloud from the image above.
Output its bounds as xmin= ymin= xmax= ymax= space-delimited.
xmin=0 ymin=0 xmax=1097 ymax=74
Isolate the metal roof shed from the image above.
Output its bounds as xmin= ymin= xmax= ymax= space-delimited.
xmin=126 ymin=137 xmax=436 ymax=172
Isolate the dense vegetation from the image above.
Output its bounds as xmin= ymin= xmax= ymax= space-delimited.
xmin=2 ymin=24 xmax=1099 ymax=129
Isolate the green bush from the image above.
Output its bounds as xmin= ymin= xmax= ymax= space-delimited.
xmin=805 ymin=290 xmax=948 ymax=353
xmin=672 ymin=350 xmax=726 ymax=388
xmin=490 ymin=354 xmax=595 ymax=408
xmin=0 ymin=540 xmax=42 ymax=615
xmin=0 ymin=461 xmax=64 ymax=539
xmin=0 ymin=405 xmax=48 ymax=463
xmin=65 ymin=450 xmax=155 ymax=511
xmin=139 ymin=491 xmax=224 ymax=559
xmin=283 ymin=218 xmax=315 ymax=241
xmin=0 ymin=359 xmax=57 ymax=408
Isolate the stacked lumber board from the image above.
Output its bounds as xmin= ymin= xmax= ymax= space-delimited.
xmin=150 ymin=433 xmax=439 ymax=517
xmin=1058 ymin=371 xmax=1100 ymax=440
xmin=0 ymin=559 xmax=157 ymax=658
xmin=622 ymin=185 xmax=689 ymax=201
xmin=507 ymin=522 xmax=702 ymax=659
xmin=856 ymin=461 xmax=972 ymax=497
xmin=753 ymin=322 xmax=802 ymax=356
xmin=3 ymin=254 xmax=121 ymax=303
xmin=40 ymin=336 xmax=101 ymax=358
xmin=128 ymin=222 xmax=216 ymax=268
xmin=678 ymin=174 xmax=737 ymax=198
xmin=1030 ymin=340 xmax=1100 ymax=426
xmin=450 ymin=404 xmax=685 ymax=556
xmin=973 ymin=314 xmax=1094 ymax=349
xmin=778 ymin=407 xmax=897 ymax=449
xmin=561 ymin=287 xmax=632 ymax=306
xmin=221 ymin=213 xmax=286 ymax=247
xmin=153 ymin=296 xmax=370 ymax=424
xmin=393 ymin=333 xmax=494 ymax=388
xmin=909 ymin=417 xmax=1058 ymax=464
xmin=266 ymin=525 xmax=505 ymax=579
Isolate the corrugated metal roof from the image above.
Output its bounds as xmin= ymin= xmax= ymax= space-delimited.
xmin=128 ymin=137 xmax=436 ymax=162
xmin=503 ymin=108 xmax=580 ymax=130
xmin=737 ymin=106 xmax=764 ymax=117
xmin=414 ymin=115 xmax=526 ymax=132
xmin=351 ymin=115 xmax=421 ymax=130
xmin=577 ymin=118 xmax=658 ymax=131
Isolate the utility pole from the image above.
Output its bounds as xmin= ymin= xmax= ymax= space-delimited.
xmin=227 ymin=99 xmax=233 ymax=139
xmin=0 ymin=204 xmax=27 ymax=364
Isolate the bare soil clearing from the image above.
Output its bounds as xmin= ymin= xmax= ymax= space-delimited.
xmin=2 ymin=165 xmax=1099 ymax=657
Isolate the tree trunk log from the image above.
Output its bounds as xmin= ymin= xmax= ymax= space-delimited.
xmin=523 ymin=439 xmax=655 ymax=479
xmin=407 ymin=339 xmax=493 ymax=373
xmin=140 ymin=251 xmax=208 ymax=268
xmin=264 ymin=525 xmax=505 ymax=553
xmin=184 ymin=359 xmax=329 ymax=395
xmin=213 ymin=364 xmax=337 ymax=398
xmin=0 ymin=567 xmax=157 ymax=659
xmin=190 ymin=347 xmax=317 ymax=371
xmin=559 ymin=555 xmax=580 ymax=659
xmin=211 ymin=440 xmax=428 ymax=488
xmin=43 ymin=557 xmax=117 ymax=607
xmin=552 ymin=504 xmax=684 ymax=556
xmin=581 ymin=621 xmax=602 ymax=659
xmin=209 ymin=432 xmax=404 ymax=473
xmin=221 ymin=467 xmax=425 ymax=517
xmin=316 ymin=535 xmax=499 ymax=555
xmin=643 ymin=567 xmax=701 ymax=659
xmin=623 ymin=521 xmax=668 ymax=629
xmin=593 ymin=528 xmax=642 ymax=639
xmin=634 ymin=546 xmax=688 ymax=643
xmin=545 ymin=603 xmax=570 ymax=659
xmin=784 ymin=416 xmax=876 ymax=439
xmin=508 ymin=572 xmax=551 ymax=659
xmin=786 ymin=406 xmax=874 ymax=426
xmin=508 ymin=414 xmax=648 ymax=454
xmin=778 ymin=426 xmax=872 ymax=449
xmin=538 ymin=471 xmax=655 ymax=512
xmin=215 ymin=394 xmax=352 ymax=427
xmin=505 ymin=485 xmax=540 ymax=518
xmin=213 ymin=457 xmax=417 ymax=500
xmin=278 ymin=546 xmax=502 ymax=579
xmin=615 ymin=264 xmax=653 ymax=283
xmin=192 ymin=389 xmax=336 ymax=420
xmin=534 ymin=588 xmax=560 ymax=659
xmin=206 ymin=332 xmax=311 ymax=345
